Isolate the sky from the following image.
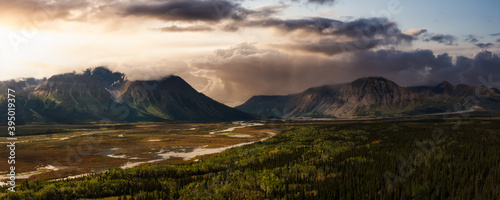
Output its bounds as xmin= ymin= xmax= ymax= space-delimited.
xmin=0 ymin=0 xmax=500 ymax=106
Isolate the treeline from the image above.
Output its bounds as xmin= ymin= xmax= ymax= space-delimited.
xmin=1 ymin=119 xmax=500 ymax=199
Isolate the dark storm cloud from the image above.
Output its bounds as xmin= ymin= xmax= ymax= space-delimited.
xmin=191 ymin=44 xmax=500 ymax=105
xmin=332 ymin=18 xmax=413 ymax=42
xmin=245 ymin=17 xmax=341 ymax=34
xmin=496 ymin=39 xmax=500 ymax=43
xmin=348 ymin=50 xmax=500 ymax=86
xmin=475 ymin=43 xmax=494 ymax=49
xmin=0 ymin=0 xmax=286 ymax=25
xmin=464 ymin=35 xmax=479 ymax=43
xmin=280 ymin=39 xmax=380 ymax=56
xmin=121 ymin=2 xmax=416 ymax=56
xmin=123 ymin=0 xmax=250 ymax=22
xmin=158 ymin=25 xmax=214 ymax=32
xmin=491 ymin=33 xmax=500 ymax=37
xmin=245 ymin=17 xmax=414 ymax=55
xmin=279 ymin=36 xmax=411 ymax=56
xmin=349 ymin=49 xmax=453 ymax=73
xmin=448 ymin=51 xmax=500 ymax=86
xmin=424 ymin=34 xmax=457 ymax=45
xmin=246 ymin=17 xmax=411 ymax=39
xmin=355 ymin=49 xmax=500 ymax=87
xmin=348 ymin=49 xmax=500 ymax=87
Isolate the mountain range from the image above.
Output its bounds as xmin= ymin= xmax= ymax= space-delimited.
xmin=0 ymin=67 xmax=254 ymax=124
xmin=235 ymin=77 xmax=500 ymax=118
xmin=1 ymin=68 xmax=499 ymax=124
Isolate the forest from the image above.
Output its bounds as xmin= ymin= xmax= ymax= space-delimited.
xmin=1 ymin=118 xmax=499 ymax=199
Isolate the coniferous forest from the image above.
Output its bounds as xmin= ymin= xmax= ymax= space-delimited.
xmin=1 ymin=118 xmax=500 ymax=199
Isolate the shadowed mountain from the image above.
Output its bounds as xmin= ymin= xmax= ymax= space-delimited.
xmin=3 ymin=69 xmax=499 ymax=123
xmin=26 ymin=71 xmax=150 ymax=124
xmin=0 ymin=67 xmax=254 ymax=124
xmin=236 ymin=77 xmax=500 ymax=118
xmin=0 ymin=77 xmax=46 ymax=96
xmin=0 ymin=77 xmax=47 ymax=124
xmin=407 ymin=81 xmax=500 ymax=113
xmin=408 ymin=81 xmax=498 ymax=98
xmin=118 ymin=76 xmax=255 ymax=121
xmin=88 ymin=66 xmax=126 ymax=90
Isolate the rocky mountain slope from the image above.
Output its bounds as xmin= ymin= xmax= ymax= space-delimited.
xmin=118 ymin=76 xmax=255 ymax=121
xmin=236 ymin=77 xmax=500 ymax=118
xmin=0 ymin=67 xmax=254 ymax=124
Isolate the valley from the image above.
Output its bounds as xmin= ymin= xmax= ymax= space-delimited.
xmin=0 ymin=121 xmax=277 ymax=182
xmin=1 ymin=117 xmax=499 ymax=199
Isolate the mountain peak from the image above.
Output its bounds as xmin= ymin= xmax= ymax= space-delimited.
xmin=6 ymin=68 xmax=254 ymax=124
xmin=127 ymin=75 xmax=197 ymax=94
xmin=437 ymin=81 xmax=453 ymax=87
xmin=159 ymin=75 xmax=188 ymax=85
xmin=86 ymin=67 xmax=125 ymax=89
xmin=121 ymin=75 xmax=254 ymax=121
xmin=356 ymin=76 xmax=390 ymax=81
xmin=349 ymin=76 xmax=399 ymax=89
xmin=433 ymin=80 xmax=455 ymax=94
xmin=348 ymin=76 xmax=402 ymax=92
xmin=238 ymin=76 xmax=419 ymax=118
xmin=353 ymin=76 xmax=392 ymax=82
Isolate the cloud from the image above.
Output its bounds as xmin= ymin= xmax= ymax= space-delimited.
xmin=287 ymin=0 xmax=336 ymax=4
xmin=497 ymin=39 xmax=500 ymax=43
xmin=354 ymin=49 xmax=500 ymax=87
xmin=277 ymin=39 xmax=380 ymax=56
xmin=252 ymin=4 xmax=289 ymax=18
xmin=403 ymin=29 xmax=427 ymax=37
xmin=0 ymin=0 xmax=417 ymax=58
xmin=491 ymin=33 xmax=500 ymax=37
xmin=190 ymin=43 xmax=314 ymax=105
xmin=0 ymin=0 xmax=91 ymax=17
xmin=475 ymin=43 xmax=494 ymax=49
xmin=189 ymin=43 xmax=500 ymax=105
xmin=449 ymin=51 xmax=500 ymax=85
xmin=123 ymin=0 xmax=250 ymax=22
xmin=0 ymin=0 xmax=101 ymax=27
xmin=243 ymin=17 xmax=414 ymax=55
xmin=347 ymin=50 xmax=500 ymax=87
xmin=0 ymin=0 xmax=286 ymax=28
xmin=157 ymin=25 xmax=214 ymax=32
xmin=423 ymin=34 xmax=457 ymax=45
xmin=245 ymin=17 xmax=408 ymax=39
xmin=305 ymin=0 xmax=336 ymax=4
xmin=464 ymin=34 xmax=479 ymax=43
xmin=277 ymin=37 xmax=410 ymax=56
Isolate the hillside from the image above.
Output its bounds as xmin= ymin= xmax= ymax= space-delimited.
xmin=0 ymin=67 xmax=254 ymax=124
xmin=236 ymin=77 xmax=500 ymax=118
